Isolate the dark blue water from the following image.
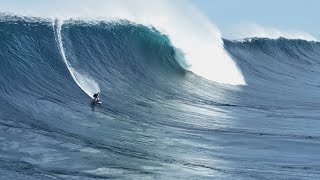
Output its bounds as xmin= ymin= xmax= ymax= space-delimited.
xmin=1 ymin=16 xmax=320 ymax=179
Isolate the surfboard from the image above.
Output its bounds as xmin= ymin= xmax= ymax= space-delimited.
xmin=93 ymin=98 xmax=102 ymax=105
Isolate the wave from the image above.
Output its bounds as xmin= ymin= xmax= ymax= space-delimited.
xmin=1 ymin=15 xmax=320 ymax=179
xmin=224 ymin=37 xmax=320 ymax=93
xmin=0 ymin=0 xmax=246 ymax=85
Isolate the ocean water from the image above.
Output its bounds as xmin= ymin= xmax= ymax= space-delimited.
xmin=1 ymin=15 xmax=320 ymax=179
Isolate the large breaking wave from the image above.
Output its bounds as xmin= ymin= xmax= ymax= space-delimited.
xmin=1 ymin=15 xmax=320 ymax=179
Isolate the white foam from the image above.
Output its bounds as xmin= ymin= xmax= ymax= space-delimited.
xmin=228 ymin=23 xmax=318 ymax=42
xmin=1 ymin=0 xmax=246 ymax=85
xmin=53 ymin=19 xmax=100 ymax=98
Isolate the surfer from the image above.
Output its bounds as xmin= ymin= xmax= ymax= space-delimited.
xmin=93 ymin=92 xmax=101 ymax=104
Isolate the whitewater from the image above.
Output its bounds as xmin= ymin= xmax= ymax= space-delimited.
xmin=1 ymin=1 xmax=320 ymax=180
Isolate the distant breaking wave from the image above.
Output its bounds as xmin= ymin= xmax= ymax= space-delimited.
xmin=228 ymin=23 xmax=318 ymax=42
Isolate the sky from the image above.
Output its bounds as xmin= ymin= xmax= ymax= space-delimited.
xmin=192 ymin=0 xmax=319 ymax=39
xmin=0 ymin=0 xmax=318 ymax=40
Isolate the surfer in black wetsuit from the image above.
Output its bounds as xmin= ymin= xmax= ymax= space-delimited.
xmin=91 ymin=92 xmax=101 ymax=110
xmin=93 ymin=92 xmax=100 ymax=103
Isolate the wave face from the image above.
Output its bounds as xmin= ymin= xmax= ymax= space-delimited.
xmin=1 ymin=16 xmax=320 ymax=179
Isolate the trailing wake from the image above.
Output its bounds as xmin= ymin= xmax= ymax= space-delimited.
xmin=53 ymin=19 xmax=100 ymax=98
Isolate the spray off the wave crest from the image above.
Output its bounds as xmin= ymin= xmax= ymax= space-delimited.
xmin=1 ymin=0 xmax=246 ymax=85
